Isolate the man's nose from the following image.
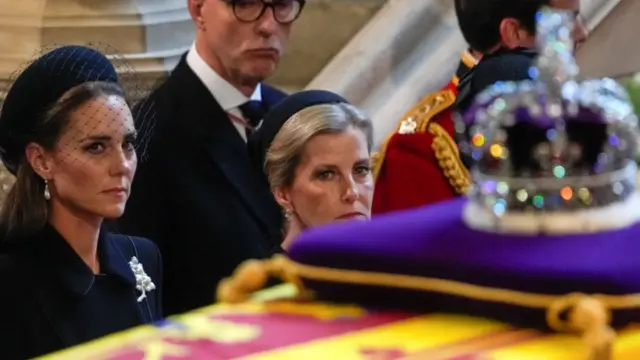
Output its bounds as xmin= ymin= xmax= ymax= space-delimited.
xmin=257 ymin=6 xmax=279 ymax=35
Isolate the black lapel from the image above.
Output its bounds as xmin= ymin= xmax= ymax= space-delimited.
xmin=169 ymin=60 xmax=280 ymax=235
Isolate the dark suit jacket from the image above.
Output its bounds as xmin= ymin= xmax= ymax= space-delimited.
xmin=0 ymin=224 xmax=162 ymax=360
xmin=117 ymin=57 xmax=286 ymax=317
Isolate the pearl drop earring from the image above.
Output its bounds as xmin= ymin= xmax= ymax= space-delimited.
xmin=43 ymin=179 xmax=50 ymax=200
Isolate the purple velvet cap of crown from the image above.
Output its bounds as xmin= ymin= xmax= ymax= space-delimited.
xmin=287 ymin=198 xmax=640 ymax=329
xmin=459 ymin=83 xmax=608 ymax=130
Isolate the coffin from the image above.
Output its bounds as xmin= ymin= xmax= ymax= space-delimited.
xmin=38 ymin=284 xmax=640 ymax=359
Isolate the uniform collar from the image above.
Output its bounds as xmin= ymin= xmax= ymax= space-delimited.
xmin=451 ymin=49 xmax=479 ymax=86
xmin=32 ymin=224 xmax=136 ymax=296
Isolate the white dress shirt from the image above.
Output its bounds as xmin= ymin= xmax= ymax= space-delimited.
xmin=186 ymin=44 xmax=261 ymax=142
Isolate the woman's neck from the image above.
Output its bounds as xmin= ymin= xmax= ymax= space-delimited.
xmin=281 ymin=218 xmax=304 ymax=251
xmin=48 ymin=201 xmax=102 ymax=274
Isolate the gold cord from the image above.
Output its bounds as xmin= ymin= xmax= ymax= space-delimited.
xmin=218 ymin=256 xmax=640 ymax=360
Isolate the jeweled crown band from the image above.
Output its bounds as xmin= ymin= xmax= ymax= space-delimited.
xmin=470 ymin=161 xmax=637 ymax=215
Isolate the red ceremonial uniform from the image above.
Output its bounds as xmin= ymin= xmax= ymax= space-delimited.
xmin=371 ymin=50 xmax=478 ymax=215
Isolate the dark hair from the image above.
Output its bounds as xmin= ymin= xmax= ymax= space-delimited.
xmin=454 ymin=0 xmax=550 ymax=53
xmin=0 ymin=81 xmax=125 ymax=242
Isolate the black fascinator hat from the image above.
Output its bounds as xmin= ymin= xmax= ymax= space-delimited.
xmin=0 ymin=45 xmax=119 ymax=175
xmin=248 ymin=89 xmax=349 ymax=178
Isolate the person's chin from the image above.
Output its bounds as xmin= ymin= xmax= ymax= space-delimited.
xmin=246 ymin=60 xmax=278 ymax=79
xmin=101 ymin=204 xmax=126 ymax=219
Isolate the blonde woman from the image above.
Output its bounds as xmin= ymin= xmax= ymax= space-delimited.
xmin=250 ymin=90 xmax=375 ymax=250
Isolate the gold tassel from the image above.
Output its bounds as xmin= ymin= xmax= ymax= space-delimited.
xmin=570 ymin=297 xmax=615 ymax=360
xmin=216 ymin=259 xmax=270 ymax=303
xmin=216 ymin=255 xmax=310 ymax=303
xmin=548 ymin=294 xmax=614 ymax=360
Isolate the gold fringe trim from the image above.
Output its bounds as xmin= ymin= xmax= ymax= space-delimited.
xmin=428 ymin=122 xmax=472 ymax=194
xmin=218 ymin=256 xmax=640 ymax=360
xmin=372 ymin=90 xmax=456 ymax=181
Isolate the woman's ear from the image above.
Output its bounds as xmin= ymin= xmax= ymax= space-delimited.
xmin=25 ymin=143 xmax=53 ymax=180
xmin=273 ymin=187 xmax=293 ymax=212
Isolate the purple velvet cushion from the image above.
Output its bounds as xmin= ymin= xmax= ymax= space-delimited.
xmin=288 ymin=198 xmax=640 ymax=329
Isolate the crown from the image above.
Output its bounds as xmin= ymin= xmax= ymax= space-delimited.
xmin=455 ymin=8 xmax=640 ymax=232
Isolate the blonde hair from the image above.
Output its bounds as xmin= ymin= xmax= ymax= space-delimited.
xmin=265 ymin=102 xmax=373 ymax=190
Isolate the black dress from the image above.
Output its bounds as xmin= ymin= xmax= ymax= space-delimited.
xmin=0 ymin=224 xmax=163 ymax=359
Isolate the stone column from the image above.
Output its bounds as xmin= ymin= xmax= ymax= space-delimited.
xmin=0 ymin=0 xmax=193 ymax=205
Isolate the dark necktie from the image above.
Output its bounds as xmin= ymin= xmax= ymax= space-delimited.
xmin=239 ymin=100 xmax=266 ymax=138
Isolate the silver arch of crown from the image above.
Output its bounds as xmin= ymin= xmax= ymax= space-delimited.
xmin=462 ymin=7 xmax=640 ymax=217
xmin=532 ymin=7 xmax=579 ymax=96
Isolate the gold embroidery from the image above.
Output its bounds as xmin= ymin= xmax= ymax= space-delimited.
xmin=428 ymin=122 xmax=471 ymax=194
xmin=372 ymin=90 xmax=455 ymax=181
xmin=171 ymin=316 xmax=262 ymax=343
xmin=138 ymin=340 xmax=191 ymax=360
xmin=263 ymin=301 xmax=365 ymax=321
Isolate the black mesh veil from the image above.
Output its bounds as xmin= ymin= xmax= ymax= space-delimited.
xmin=0 ymin=42 xmax=157 ymax=208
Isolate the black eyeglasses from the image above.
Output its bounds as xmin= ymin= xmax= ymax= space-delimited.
xmin=225 ymin=0 xmax=306 ymax=25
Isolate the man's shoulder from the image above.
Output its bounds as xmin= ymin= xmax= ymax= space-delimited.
xmin=455 ymin=50 xmax=536 ymax=114
xmin=371 ymin=88 xmax=456 ymax=179
xmin=473 ymin=50 xmax=536 ymax=87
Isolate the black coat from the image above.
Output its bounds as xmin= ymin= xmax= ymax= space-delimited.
xmin=455 ymin=47 xmax=537 ymax=114
xmin=117 ymin=56 xmax=286 ymax=317
xmin=0 ymin=224 xmax=162 ymax=360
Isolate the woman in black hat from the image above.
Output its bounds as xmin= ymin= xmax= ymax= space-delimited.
xmin=250 ymin=90 xmax=375 ymax=250
xmin=0 ymin=46 xmax=162 ymax=359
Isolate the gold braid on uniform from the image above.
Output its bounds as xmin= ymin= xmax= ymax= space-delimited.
xmin=417 ymin=91 xmax=471 ymax=195
xmin=371 ymin=89 xmax=471 ymax=194
xmin=427 ymin=122 xmax=472 ymax=195
xmin=219 ymin=255 xmax=637 ymax=360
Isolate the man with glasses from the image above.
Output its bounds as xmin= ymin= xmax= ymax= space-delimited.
xmin=119 ymin=0 xmax=306 ymax=316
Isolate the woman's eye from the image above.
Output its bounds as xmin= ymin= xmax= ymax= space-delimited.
xmin=123 ymin=140 xmax=136 ymax=151
xmin=316 ymin=170 xmax=334 ymax=180
xmin=354 ymin=165 xmax=371 ymax=175
xmin=85 ymin=143 xmax=105 ymax=153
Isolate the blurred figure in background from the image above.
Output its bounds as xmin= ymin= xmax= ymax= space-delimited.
xmin=371 ymin=48 xmax=481 ymax=214
xmin=454 ymin=0 xmax=587 ymax=114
